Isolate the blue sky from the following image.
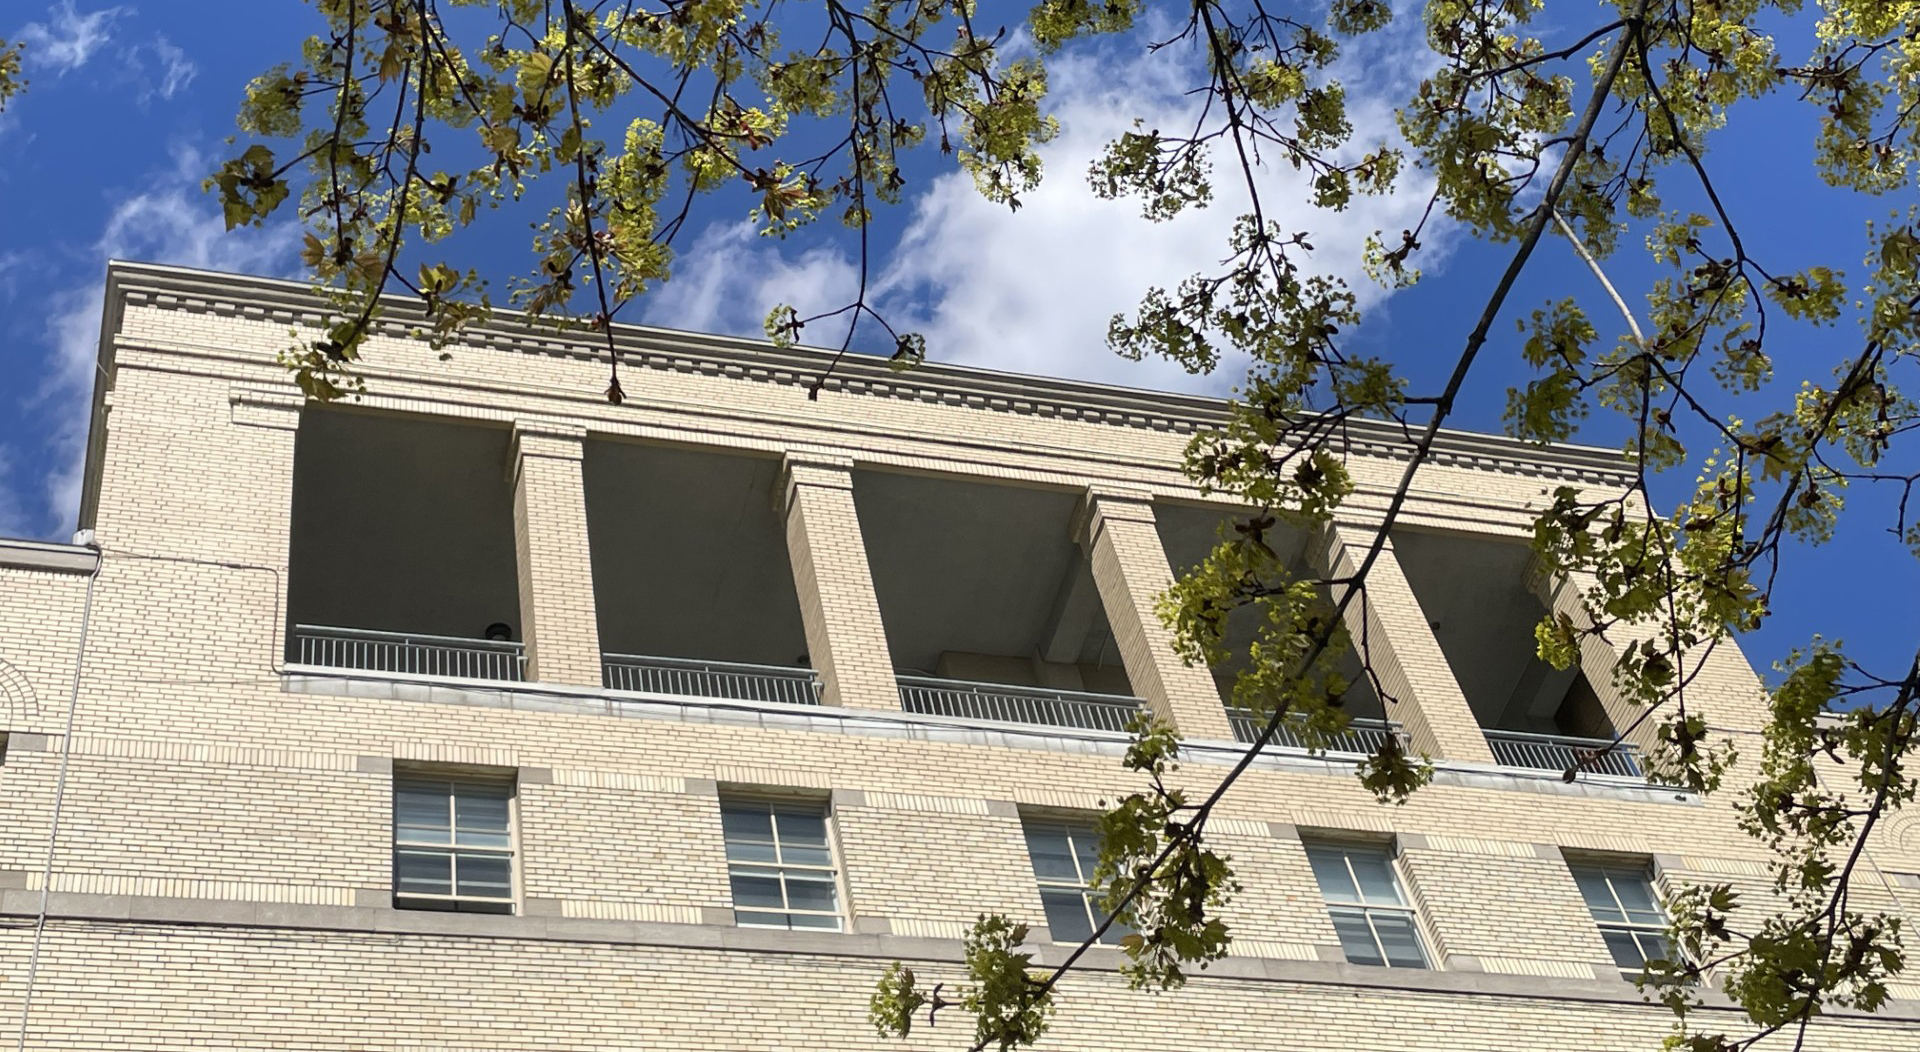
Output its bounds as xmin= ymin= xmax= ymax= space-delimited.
xmin=0 ymin=1 xmax=1911 ymax=687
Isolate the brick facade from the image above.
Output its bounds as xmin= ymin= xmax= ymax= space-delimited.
xmin=0 ymin=263 xmax=1914 ymax=1050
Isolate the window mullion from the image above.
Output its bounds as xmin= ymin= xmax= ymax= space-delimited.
xmin=1606 ymin=871 xmax=1628 ymax=922
xmin=769 ymin=809 xmax=792 ymax=914
xmin=1365 ymin=908 xmax=1389 ymax=965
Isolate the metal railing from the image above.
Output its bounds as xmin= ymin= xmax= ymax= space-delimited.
xmin=1227 ymin=709 xmax=1406 ymax=755
xmin=603 ymin=653 xmax=822 ymax=705
xmin=1486 ymin=729 xmax=1643 ymax=778
xmin=289 ymin=624 xmax=525 ymax=681
xmin=897 ymin=676 xmax=1144 ymax=733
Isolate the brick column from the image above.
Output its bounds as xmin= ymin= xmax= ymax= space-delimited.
xmin=1524 ymin=562 xmax=1650 ymax=743
xmin=1314 ymin=524 xmax=1496 ymax=763
xmin=509 ymin=421 xmax=603 ymax=687
xmin=778 ymin=454 xmax=899 ymax=710
xmin=1524 ymin=559 xmax=1787 ymax=748
xmin=1076 ymin=490 xmax=1236 ymax=741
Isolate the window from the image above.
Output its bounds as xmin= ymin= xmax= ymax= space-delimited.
xmin=1022 ymin=820 xmax=1130 ymax=945
xmin=721 ymin=799 xmax=843 ymax=930
xmin=1571 ymin=863 xmax=1672 ymax=978
xmin=1304 ymin=841 xmax=1429 ymax=968
xmin=392 ymin=775 xmax=515 ymax=913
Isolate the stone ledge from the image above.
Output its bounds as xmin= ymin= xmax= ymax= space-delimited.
xmin=15 ymin=887 xmax=1910 ymax=1015
xmin=0 ymin=538 xmax=99 ymax=575
xmin=283 ymin=666 xmax=1704 ymax=807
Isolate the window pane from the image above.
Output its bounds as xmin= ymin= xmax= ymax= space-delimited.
xmin=785 ymin=875 xmax=839 ymax=915
xmin=1611 ymin=872 xmax=1664 ymax=926
xmin=730 ymin=872 xmax=787 ymax=910
xmin=725 ymin=839 xmax=779 ymax=864
xmin=1603 ymin=928 xmax=1649 ymax=971
xmin=454 ymin=828 xmax=511 ymax=850
xmin=455 ymin=790 xmax=511 ymax=833
xmin=1349 ymin=854 xmax=1402 ymax=907
xmin=722 ymin=806 xmax=775 ymax=844
xmin=781 ymin=844 xmax=833 ymax=868
xmin=1370 ymin=911 xmax=1428 ymax=969
xmin=789 ymin=912 xmax=841 ymax=931
xmin=736 ymin=910 xmax=789 ymax=928
xmin=1623 ymin=905 xmax=1666 ymax=928
xmin=775 ymin=810 xmax=829 ymax=848
xmin=1306 ymin=846 xmax=1359 ymax=903
xmin=396 ymin=823 xmax=452 ymax=846
xmin=1026 ymin=829 xmax=1082 ymax=883
xmin=456 ymin=853 xmax=512 ymax=898
xmin=1329 ymin=907 xmax=1383 ymax=966
xmin=1084 ymin=891 xmax=1133 ymax=945
xmin=1071 ymin=833 xmax=1100 ymax=880
xmin=1572 ymin=867 xmax=1624 ymax=921
xmin=1633 ymin=929 xmax=1674 ymax=967
xmin=1041 ymin=888 xmax=1095 ymax=945
xmin=395 ymin=850 xmax=452 ymax=896
xmin=395 ymin=784 xmax=449 ymax=830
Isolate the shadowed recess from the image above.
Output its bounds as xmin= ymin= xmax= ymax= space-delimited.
xmin=852 ymin=468 xmax=1131 ymax=695
xmin=286 ymin=407 xmax=520 ymax=642
xmin=583 ymin=439 xmax=809 ymax=668
xmin=1391 ymin=527 xmax=1611 ymax=738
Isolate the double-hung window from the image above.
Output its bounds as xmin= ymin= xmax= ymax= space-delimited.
xmin=1571 ymin=863 xmax=1672 ymax=977
xmin=1305 ymin=840 xmax=1429 ymax=968
xmin=1022 ymin=820 xmax=1130 ymax=945
xmin=392 ymin=775 xmax=515 ymax=913
xmin=721 ymin=799 xmax=843 ymax=930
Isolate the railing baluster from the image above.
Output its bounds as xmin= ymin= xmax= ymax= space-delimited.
xmin=1225 ymin=708 xmax=1408 ymax=760
xmin=289 ymin=625 xmax=526 ymax=683
xmin=891 ymin=676 xmax=1143 ymax=732
xmin=598 ymin=653 xmax=822 ymax=706
xmin=1484 ymin=728 xmax=1641 ymax=779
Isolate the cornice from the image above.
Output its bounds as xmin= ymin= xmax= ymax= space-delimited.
xmin=0 ymin=537 xmax=100 ymax=575
xmin=99 ymin=260 xmax=1636 ymax=486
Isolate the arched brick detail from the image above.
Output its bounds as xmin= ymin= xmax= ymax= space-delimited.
xmin=0 ymin=657 xmax=37 ymax=724
xmin=1888 ymin=812 xmax=1920 ymax=857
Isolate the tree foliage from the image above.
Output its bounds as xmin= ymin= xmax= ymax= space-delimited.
xmin=0 ymin=37 xmax=25 ymax=113
xmin=220 ymin=1 xmax=1920 ymax=1048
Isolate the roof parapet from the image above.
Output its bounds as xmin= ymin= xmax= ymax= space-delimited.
xmin=93 ymin=260 xmax=1637 ymax=488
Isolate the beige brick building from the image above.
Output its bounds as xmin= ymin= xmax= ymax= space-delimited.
xmin=2 ymin=261 xmax=1917 ymax=1049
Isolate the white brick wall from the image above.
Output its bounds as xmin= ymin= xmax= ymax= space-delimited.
xmin=0 ymin=265 xmax=1913 ymax=1049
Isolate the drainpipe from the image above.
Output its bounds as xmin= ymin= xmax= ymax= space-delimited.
xmin=13 ymin=531 xmax=101 ymax=1052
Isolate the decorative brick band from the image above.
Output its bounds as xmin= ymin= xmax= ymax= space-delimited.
xmin=110 ymin=263 xmax=1636 ymax=485
xmin=8 ymin=886 xmax=1913 ymax=1014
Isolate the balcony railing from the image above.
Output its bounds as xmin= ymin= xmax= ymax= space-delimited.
xmin=1485 ymin=729 xmax=1642 ymax=778
xmin=289 ymin=624 xmax=526 ymax=681
xmin=602 ymin=653 xmax=822 ymax=706
xmin=897 ymin=676 xmax=1144 ymax=733
xmin=1227 ymin=708 xmax=1406 ymax=755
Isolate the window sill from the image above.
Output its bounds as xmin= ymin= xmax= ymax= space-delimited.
xmin=393 ymin=896 xmax=515 ymax=916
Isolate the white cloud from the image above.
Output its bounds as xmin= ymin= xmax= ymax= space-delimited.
xmin=650 ymin=19 xmax=1449 ymax=397
xmin=0 ymin=446 xmax=35 ymax=538
xmin=644 ymin=221 xmax=859 ymax=340
xmin=17 ymin=1 xmax=127 ymax=76
xmin=0 ymin=251 xmax=28 ymax=300
xmin=142 ymin=35 xmax=196 ymax=102
xmin=26 ymin=147 xmax=299 ymax=535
